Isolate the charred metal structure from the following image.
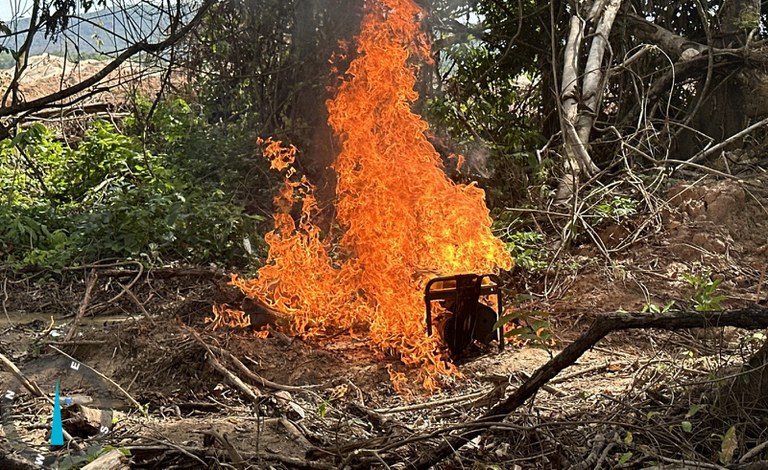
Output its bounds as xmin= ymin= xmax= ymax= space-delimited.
xmin=425 ymin=274 xmax=504 ymax=358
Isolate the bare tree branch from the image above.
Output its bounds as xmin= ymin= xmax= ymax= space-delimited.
xmin=409 ymin=305 xmax=768 ymax=470
xmin=0 ymin=0 xmax=215 ymax=137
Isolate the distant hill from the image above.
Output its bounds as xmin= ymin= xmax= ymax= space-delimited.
xmin=1 ymin=3 xmax=168 ymax=57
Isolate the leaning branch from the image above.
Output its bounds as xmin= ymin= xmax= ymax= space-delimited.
xmin=411 ymin=306 xmax=768 ymax=470
xmin=623 ymin=12 xmax=708 ymax=59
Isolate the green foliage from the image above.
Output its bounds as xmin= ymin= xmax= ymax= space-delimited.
xmin=595 ymin=196 xmax=638 ymax=222
xmin=617 ymin=452 xmax=633 ymax=465
xmin=493 ymin=310 xmax=552 ymax=350
xmin=0 ymin=102 xmax=268 ymax=270
xmin=682 ymin=272 xmax=727 ymax=312
xmin=642 ymin=300 xmax=676 ymax=314
xmin=504 ymin=230 xmax=547 ymax=272
xmin=719 ymin=425 xmax=738 ymax=464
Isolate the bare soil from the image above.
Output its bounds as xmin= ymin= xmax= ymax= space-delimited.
xmin=1 ymin=176 xmax=768 ymax=469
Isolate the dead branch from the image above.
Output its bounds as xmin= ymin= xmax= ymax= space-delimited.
xmin=686 ymin=116 xmax=768 ymax=165
xmin=198 ymin=430 xmax=245 ymax=470
xmin=124 ymin=443 xmax=335 ymax=470
xmin=81 ymin=448 xmax=129 ymax=470
xmin=623 ymin=12 xmax=709 ymax=59
xmin=206 ymin=344 xmax=314 ymax=394
xmin=184 ymin=326 xmax=265 ymax=403
xmin=0 ymin=0 xmax=216 ymax=138
xmin=374 ymin=388 xmax=492 ymax=414
xmin=410 ymin=305 xmax=768 ymax=470
xmin=0 ymin=352 xmax=52 ymax=404
xmin=118 ymin=282 xmax=154 ymax=325
xmin=48 ymin=345 xmax=144 ymax=414
xmin=64 ymin=270 xmax=98 ymax=342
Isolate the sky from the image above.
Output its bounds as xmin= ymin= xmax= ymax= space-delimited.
xmin=0 ymin=1 xmax=30 ymax=22
xmin=0 ymin=0 xmax=147 ymax=22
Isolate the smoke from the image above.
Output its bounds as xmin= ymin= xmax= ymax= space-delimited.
xmin=428 ymin=129 xmax=492 ymax=180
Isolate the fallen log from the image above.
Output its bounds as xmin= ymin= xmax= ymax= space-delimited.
xmin=81 ymin=449 xmax=129 ymax=470
xmin=410 ymin=306 xmax=768 ymax=470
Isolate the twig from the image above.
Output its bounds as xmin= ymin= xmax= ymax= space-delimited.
xmin=685 ymin=116 xmax=768 ymax=165
xmin=374 ymin=389 xmax=492 ymax=414
xmin=551 ymin=361 xmax=630 ymax=384
xmin=657 ymin=455 xmax=727 ymax=470
xmin=756 ymin=264 xmax=766 ymax=303
xmin=739 ymin=439 xmax=768 ymax=463
xmin=1 ymin=276 xmax=11 ymax=328
xmin=64 ymin=271 xmax=98 ymax=342
xmin=184 ymin=327 xmax=264 ymax=403
xmin=0 ymin=352 xmax=53 ymax=404
xmin=567 ymin=433 xmax=606 ymax=470
xmin=206 ymin=344 xmax=313 ymax=393
xmin=124 ymin=443 xmax=334 ymax=469
xmin=198 ymin=430 xmax=245 ymax=469
xmin=103 ymin=262 xmax=144 ymax=305
xmin=47 ymin=340 xmax=107 ymax=346
xmin=47 ymin=345 xmax=145 ymax=415
xmin=133 ymin=438 xmax=209 ymax=467
xmin=118 ymin=282 xmax=154 ymax=325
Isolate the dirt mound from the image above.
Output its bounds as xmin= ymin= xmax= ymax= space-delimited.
xmin=0 ymin=53 xmax=171 ymax=109
xmin=663 ymin=178 xmax=768 ymax=263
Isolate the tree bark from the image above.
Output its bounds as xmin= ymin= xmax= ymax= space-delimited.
xmin=286 ymin=0 xmax=363 ymax=231
xmin=556 ymin=0 xmax=621 ymax=203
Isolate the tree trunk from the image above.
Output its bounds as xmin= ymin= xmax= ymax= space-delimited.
xmin=286 ymin=0 xmax=363 ymax=230
xmin=556 ymin=0 xmax=621 ymax=203
xmin=626 ymin=1 xmax=763 ymax=160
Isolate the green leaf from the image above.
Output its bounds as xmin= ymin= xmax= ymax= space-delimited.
xmin=623 ymin=431 xmax=633 ymax=444
xmin=681 ymin=421 xmax=692 ymax=433
xmin=686 ymin=404 xmax=704 ymax=418
xmin=503 ymin=327 xmax=530 ymax=337
xmin=618 ymin=451 xmax=633 ymax=465
xmin=492 ymin=313 xmax=520 ymax=330
xmin=719 ymin=425 xmax=737 ymax=464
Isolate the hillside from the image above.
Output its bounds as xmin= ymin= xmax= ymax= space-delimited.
xmin=0 ymin=2 xmax=167 ymax=58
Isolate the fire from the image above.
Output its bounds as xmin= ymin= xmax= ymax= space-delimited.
xmin=233 ymin=0 xmax=513 ymax=390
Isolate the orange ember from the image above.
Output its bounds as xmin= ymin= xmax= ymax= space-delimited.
xmin=233 ymin=0 xmax=512 ymax=390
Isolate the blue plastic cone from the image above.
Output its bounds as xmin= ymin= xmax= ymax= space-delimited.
xmin=50 ymin=381 xmax=64 ymax=446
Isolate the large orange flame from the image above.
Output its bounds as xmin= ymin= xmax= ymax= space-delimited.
xmin=233 ymin=0 xmax=513 ymax=390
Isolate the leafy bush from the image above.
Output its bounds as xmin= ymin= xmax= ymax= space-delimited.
xmin=0 ymin=108 xmax=268 ymax=269
xmin=505 ymin=230 xmax=547 ymax=272
xmin=682 ymin=272 xmax=726 ymax=312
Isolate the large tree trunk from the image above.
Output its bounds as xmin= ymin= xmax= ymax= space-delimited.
xmin=556 ymin=0 xmax=621 ymax=203
xmin=286 ymin=0 xmax=363 ymax=231
xmin=625 ymin=1 xmax=764 ymax=160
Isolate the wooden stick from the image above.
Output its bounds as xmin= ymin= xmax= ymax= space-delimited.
xmin=374 ymin=389 xmax=491 ymax=414
xmin=0 ymin=352 xmax=52 ymax=404
xmin=48 ymin=345 xmax=145 ymax=415
xmin=198 ymin=430 xmax=245 ymax=469
xmin=118 ymin=282 xmax=154 ymax=325
xmin=64 ymin=271 xmax=98 ymax=342
xmin=183 ymin=327 xmax=264 ymax=403
xmin=81 ymin=448 xmax=128 ymax=470
xmin=206 ymin=344 xmax=315 ymax=393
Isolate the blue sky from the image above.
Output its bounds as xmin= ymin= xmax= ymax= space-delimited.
xmin=0 ymin=1 xmax=143 ymax=22
xmin=0 ymin=1 xmax=31 ymax=22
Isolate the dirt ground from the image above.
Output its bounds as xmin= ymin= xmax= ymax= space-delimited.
xmin=1 ymin=176 xmax=768 ymax=469
xmin=0 ymin=54 xmax=177 ymax=119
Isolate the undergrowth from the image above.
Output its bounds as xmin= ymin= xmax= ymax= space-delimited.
xmin=0 ymin=98 xmax=271 ymax=270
